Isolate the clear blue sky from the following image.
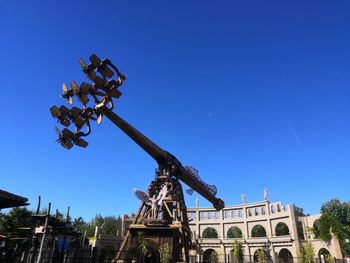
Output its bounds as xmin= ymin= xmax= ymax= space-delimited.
xmin=1 ymin=1 xmax=349 ymax=220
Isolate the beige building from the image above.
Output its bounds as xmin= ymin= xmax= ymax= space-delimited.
xmin=187 ymin=200 xmax=343 ymax=262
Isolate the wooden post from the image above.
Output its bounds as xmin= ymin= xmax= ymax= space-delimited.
xmin=59 ymin=206 xmax=70 ymax=263
xmin=36 ymin=202 xmax=51 ymax=263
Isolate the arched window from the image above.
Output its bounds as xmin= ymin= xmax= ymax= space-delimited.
xmin=231 ymin=210 xmax=235 ymax=218
xmin=277 ymin=204 xmax=281 ymax=212
xmin=261 ymin=207 xmax=266 ymax=215
xmin=275 ymin=222 xmax=290 ymax=236
xmin=248 ymin=209 xmax=252 ymax=217
xmin=238 ymin=210 xmax=243 ymax=218
xmin=202 ymin=227 xmax=218 ymax=239
xmin=227 ymin=226 xmax=243 ymax=238
xmin=251 ymin=225 xmax=267 ymax=237
xmin=255 ymin=208 xmax=259 ymax=216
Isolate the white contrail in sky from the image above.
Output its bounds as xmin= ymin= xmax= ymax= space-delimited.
xmin=287 ymin=120 xmax=301 ymax=145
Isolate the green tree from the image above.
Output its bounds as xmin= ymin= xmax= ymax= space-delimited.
xmin=0 ymin=207 xmax=34 ymax=238
xmin=135 ymin=231 xmax=148 ymax=263
xmin=72 ymin=216 xmax=88 ymax=232
xmin=294 ymin=205 xmax=305 ymax=217
xmin=0 ymin=207 xmax=35 ymax=261
xmin=84 ymin=214 xmax=120 ymax=238
xmin=256 ymin=249 xmax=266 ymax=263
xmin=231 ymin=240 xmax=243 ymax=263
xmin=325 ymin=253 xmax=334 ymax=263
xmin=319 ymin=199 xmax=350 ymax=257
xmin=321 ymin=199 xmax=350 ymax=226
xmin=102 ymin=216 xmax=120 ymax=235
xmin=39 ymin=208 xmax=69 ymax=222
xmin=159 ymin=243 xmax=172 ymax=263
xmin=299 ymin=241 xmax=314 ymax=263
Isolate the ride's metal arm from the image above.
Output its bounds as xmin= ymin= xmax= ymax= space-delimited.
xmin=179 ymin=166 xmax=224 ymax=210
xmin=103 ymin=109 xmax=224 ymax=210
xmin=103 ymin=109 xmax=167 ymax=165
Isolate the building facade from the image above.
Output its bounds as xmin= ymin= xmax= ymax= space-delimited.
xmin=187 ymin=200 xmax=343 ymax=262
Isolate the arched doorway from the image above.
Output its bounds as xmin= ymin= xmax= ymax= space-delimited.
xmin=253 ymin=249 xmax=266 ymax=262
xmin=318 ymin=248 xmax=331 ymax=263
xmin=278 ymin=248 xmax=293 ymax=263
xmin=203 ymin=249 xmax=219 ymax=263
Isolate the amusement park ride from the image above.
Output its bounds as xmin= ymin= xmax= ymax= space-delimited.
xmin=50 ymin=54 xmax=224 ymax=262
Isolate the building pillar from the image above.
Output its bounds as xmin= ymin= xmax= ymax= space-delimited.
xmin=331 ymin=236 xmax=343 ymax=258
xmin=289 ymin=204 xmax=301 ymax=256
xmin=266 ymin=202 xmax=273 ymax=237
xmin=196 ymin=208 xmax=200 ymax=238
xmin=243 ymin=207 xmax=249 ymax=238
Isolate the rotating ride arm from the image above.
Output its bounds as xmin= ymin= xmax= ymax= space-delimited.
xmin=50 ymin=54 xmax=224 ymax=211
